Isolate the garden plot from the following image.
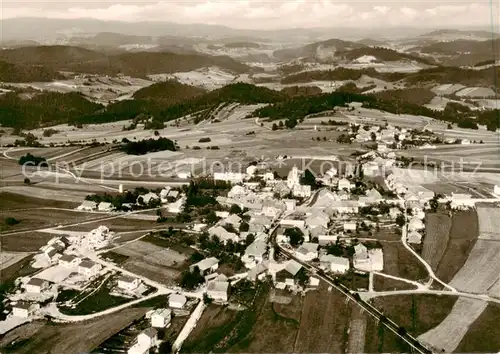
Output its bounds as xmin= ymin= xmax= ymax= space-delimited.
xmin=476 ymin=206 xmax=500 ymax=240
xmin=449 ymin=240 xmax=500 ymax=294
xmin=418 ymin=297 xmax=487 ymax=353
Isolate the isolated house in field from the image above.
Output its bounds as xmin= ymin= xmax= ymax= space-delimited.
xmin=77 ymin=200 xmax=97 ymax=211
xmin=319 ymin=254 xmax=349 ymax=273
xmin=295 ymin=242 xmax=319 ymax=262
xmin=169 ymin=293 xmax=187 ymax=309
xmin=97 ymin=202 xmax=114 ymax=212
xmin=78 ymin=259 xmax=102 ymax=277
xmin=25 ymin=278 xmax=48 ymax=294
xmin=190 ymin=257 xmax=219 ymax=275
xmin=12 ymin=302 xmax=39 ymax=318
xmin=407 ymin=231 xmax=422 ymax=244
xmin=59 ymin=255 xmax=82 ymax=268
xmin=117 ymin=275 xmax=140 ymax=291
xmin=151 ymin=308 xmax=172 ymax=328
xmin=206 ymin=274 xmax=230 ymax=302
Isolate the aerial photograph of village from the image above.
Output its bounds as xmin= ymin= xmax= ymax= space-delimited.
xmin=0 ymin=1 xmax=499 ymax=353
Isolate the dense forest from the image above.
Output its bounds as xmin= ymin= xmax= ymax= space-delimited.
xmin=0 ymin=60 xmax=64 ymax=83
xmin=1 ymin=82 xmax=499 ymax=132
xmin=0 ymin=91 xmax=103 ymax=129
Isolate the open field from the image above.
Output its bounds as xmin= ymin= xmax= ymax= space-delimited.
xmin=1 ymin=232 xmax=54 ymax=251
xmin=373 ymin=274 xmax=418 ymax=291
xmin=0 ymin=308 xmax=149 ymax=354
xmin=455 ymin=302 xmax=500 ymax=353
xmin=422 ymin=213 xmax=451 ymax=270
xmin=113 ymin=240 xmax=187 ymax=285
xmin=294 ymin=282 xmax=350 ymax=353
xmin=434 ymin=209 xmax=479 ymax=283
xmin=347 ymin=305 xmax=367 ymax=353
xmin=365 ymin=294 xmax=458 ymax=353
xmin=61 ymin=217 xmax=156 ymax=233
xmin=0 ymin=252 xmax=31 ymax=271
xmin=1 ymin=208 xmax=101 ymax=232
xmin=476 ymin=206 xmax=500 ymax=240
xmin=449 ymin=240 xmax=500 ymax=295
xmin=0 ymin=192 xmax=78 ymax=211
xmin=418 ymin=297 xmax=487 ymax=353
xmin=380 ymin=243 xmax=428 ymax=282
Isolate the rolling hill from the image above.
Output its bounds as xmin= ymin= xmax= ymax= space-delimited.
xmin=132 ymin=80 xmax=206 ymax=103
xmin=338 ymin=47 xmax=437 ymax=66
xmin=0 ymin=45 xmax=252 ymax=77
xmin=273 ymin=38 xmax=365 ymax=62
xmin=0 ymin=60 xmax=64 ymax=82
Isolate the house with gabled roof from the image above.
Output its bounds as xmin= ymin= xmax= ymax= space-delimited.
xmin=190 ymin=257 xmax=219 ymax=275
xmin=295 ymin=242 xmax=319 ymax=262
xmin=275 ymin=260 xmax=303 ymax=288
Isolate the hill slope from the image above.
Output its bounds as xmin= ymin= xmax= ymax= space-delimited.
xmin=273 ymin=38 xmax=365 ymax=62
xmin=0 ymin=60 xmax=64 ymax=82
xmin=338 ymin=47 xmax=436 ymax=66
xmin=0 ymin=45 xmax=252 ymax=77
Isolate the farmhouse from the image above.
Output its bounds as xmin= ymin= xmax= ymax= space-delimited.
xmin=353 ymin=244 xmax=384 ymax=272
xmin=319 ymin=254 xmax=349 ymax=273
xmin=206 ymin=274 xmax=230 ymax=302
xmin=58 ymin=255 xmax=81 ymax=268
xmin=151 ymin=308 xmax=172 ymax=328
xmin=78 ymin=259 xmax=102 ymax=277
xmin=275 ymin=260 xmax=303 ymax=289
xmin=221 ymin=213 xmax=242 ymax=228
xmin=77 ymin=200 xmax=97 ymax=211
xmin=128 ymin=328 xmax=158 ymax=354
xmin=117 ymin=275 xmax=140 ymax=291
xmin=305 ymin=210 xmax=330 ymax=228
xmin=242 ymin=239 xmax=268 ymax=269
xmin=25 ymin=278 xmax=48 ymax=293
xmin=12 ymin=302 xmax=39 ymax=318
xmin=208 ymin=226 xmax=239 ymax=244
xmin=169 ymin=293 xmax=187 ymax=309
xmin=190 ymin=257 xmax=219 ymax=275
xmin=295 ymin=242 xmax=319 ymax=262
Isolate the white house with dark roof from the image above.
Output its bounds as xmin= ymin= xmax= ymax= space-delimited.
xmin=295 ymin=242 xmax=319 ymax=262
xmin=58 ymin=255 xmax=81 ymax=268
xmin=151 ymin=308 xmax=172 ymax=328
xmin=25 ymin=278 xmax=48 ymax=293
xmin=12 ymin=302 xmax=39 ymax=318
xmin=117 ymin=275 xmax=140 ymax=291
xmin=78 ymin=259 xmax=102 ymax=277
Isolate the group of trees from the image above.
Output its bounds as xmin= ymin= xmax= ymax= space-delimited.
xmin=120 ymin=137 xmax=178 ymax=155
xmin=18 ymin=153 xmax=47 ymax=167
xmin=85 ymin=187 xmax=163 ymax=211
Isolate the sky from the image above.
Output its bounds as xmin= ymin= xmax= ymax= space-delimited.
xmin=1 ymin=0 xmax=499 ymax=29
